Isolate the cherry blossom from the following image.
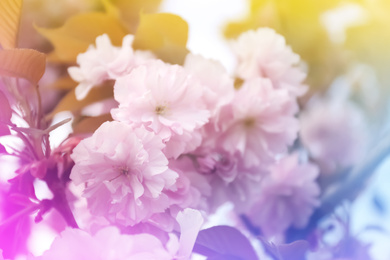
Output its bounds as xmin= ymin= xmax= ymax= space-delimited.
xmin=217 ymin=77 xmax=299 ymax=168
xmin=248 ymin=154 xmax=320 ymax=238
xmin=167 ymin=156 xmax=212 ymax=213
xmin=29 ymin=226 xmax=174 ymax=260
xmin=111 ymin=60 xmax=210 ymax=158
xmin=68 ymin=34 xmax=154 ymax=100
xmin=300 ymin=98 xmax=368 ymax=173
xmin=193 ymin=147 xmax=265 ymax=212
xmin=70 ymin=121 xmax=178 ymax=226
xmin=231 ymin=28 xmax=307 ymax=96
xmin=29 ymin=209 xmax=203 ymax=260
xmin=183 ymin=53 xmax=235 ymax=120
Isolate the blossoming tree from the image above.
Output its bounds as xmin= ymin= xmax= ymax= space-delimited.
xmin=0 ymin=0 xmax=386 ymax=259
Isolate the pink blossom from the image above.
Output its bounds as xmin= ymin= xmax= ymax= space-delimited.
xmin=181 ymin=142 xmax=267 ymax=212
xmin=175 ymin=208 xmax=204 ymax=259
xmin=195 ymin=149 xmax=265 ymax=212
xmin=68 ymin=34 xmax=154 ymax=100
xmin=165 ymin=170 xmax=202 ymax=214
xmin=81 ymin=98 xmax=118 ymax=117
xmin=217 ymin=77 xmax=299 ymax=168
xmin=248 ymin=154 xmax=320 ymax=238
xmin=183 ymin=53 xmax=235 ymax=120
xmin=300 ymin=98 xmax=368 ymax=173
xmin=30 ymin=209 xmax=203 ymax=260
xmin=111 ymin=60 xmax=210 ymax=158
xmin=208 ymin=171 xmax=264 ymax=213
xmin=162 ymin=129 xmax=203 ymax=159
xmin=29 ymin=226 xmax=174 ymax=260
xmin=231 ymin=28 xmax=307 ymax=96
xmin=167 ymin=157 xmax=212 ymax=213
xmin=70 ymin=121 xmax=178 ymax=226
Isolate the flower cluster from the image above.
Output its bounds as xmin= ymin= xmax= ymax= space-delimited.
xmin=66 ymin=28 xmax=318 ymax=239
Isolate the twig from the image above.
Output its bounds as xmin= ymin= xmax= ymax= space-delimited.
xmin=11 ymin=125 xmax=40 ymax=160
xmin=35 ymin=85 xmax=42 ymax=129
xmin=44 ymin=166 xmax=79 ymax=228
xmin=0 ymin=204 xmax=40 ymax=228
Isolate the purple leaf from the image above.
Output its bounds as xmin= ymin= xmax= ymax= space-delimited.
xmin=194 ymin=225 xmax=258 ymax=260
xmin=278 ymin=240 xmax=309 ymax=260
xmin=208 ymin=255 xmax=242 ymax=260
xmin=258 ymin=237 xmax=309 ymax=260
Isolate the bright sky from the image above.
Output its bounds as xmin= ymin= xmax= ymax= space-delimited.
xmin=160 ymin=0 xmax=248 ymax=73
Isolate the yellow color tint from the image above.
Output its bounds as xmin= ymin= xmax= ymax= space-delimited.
xmin=109 ymin=0 xmax=162 ymax=33
xmin=0 ymin=0 xmax=23 ymax=49
xmin=36 ymin=5 xmax=128 ymax=63
xmin=224 ymin=0 xmax=346 ymax=91
xmin=133 ymin=12 xmax=189 ymax=64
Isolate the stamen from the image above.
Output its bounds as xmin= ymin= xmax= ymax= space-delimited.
xmin=155 ymin=105 xmax=166 ymax=115
xmin=109 ymin=165 xmax=129 ymax=182
xmin=243 ymin=117 xmax=256 ymax=128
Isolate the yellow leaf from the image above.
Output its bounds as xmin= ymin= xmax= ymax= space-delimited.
xmin=73 ymin=114 xmax=112 ymax=134
xmin=345 ymin=20 xmax=390 ymax=89
xmin=36 ymin=10 xmax=128 ymax=63
xmin=110 ymin=0 xmax=162 ymax=33
xmin=133 ymin=12 xmax=189 ymax=64
xmin=48 ymin=76 xmax=77 ymax=90
xmin=0 ymin=48 xmax=46 ymax=85
xmin=0 ymin=0 xmax=22 ymax=49
xmin=48 ymin=84 xmax=114 ymax=117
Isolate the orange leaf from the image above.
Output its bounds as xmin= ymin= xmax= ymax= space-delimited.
xmin=0 ymin=90 xmax=12 ymax=122
xmin=73 ymin=114 xmax=112 ymax=134
xmin=0 ymin=90 xmax=11 ymax=136
xmin=48 ymin=84 xmax=114 ymax=117
xmin=0 ymin=0 xmax=22 ymax=49
xmin=0 ymin=48 xmax=46 ymax=85
xmin=48 ymin=76 xmax=77 ymax=90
